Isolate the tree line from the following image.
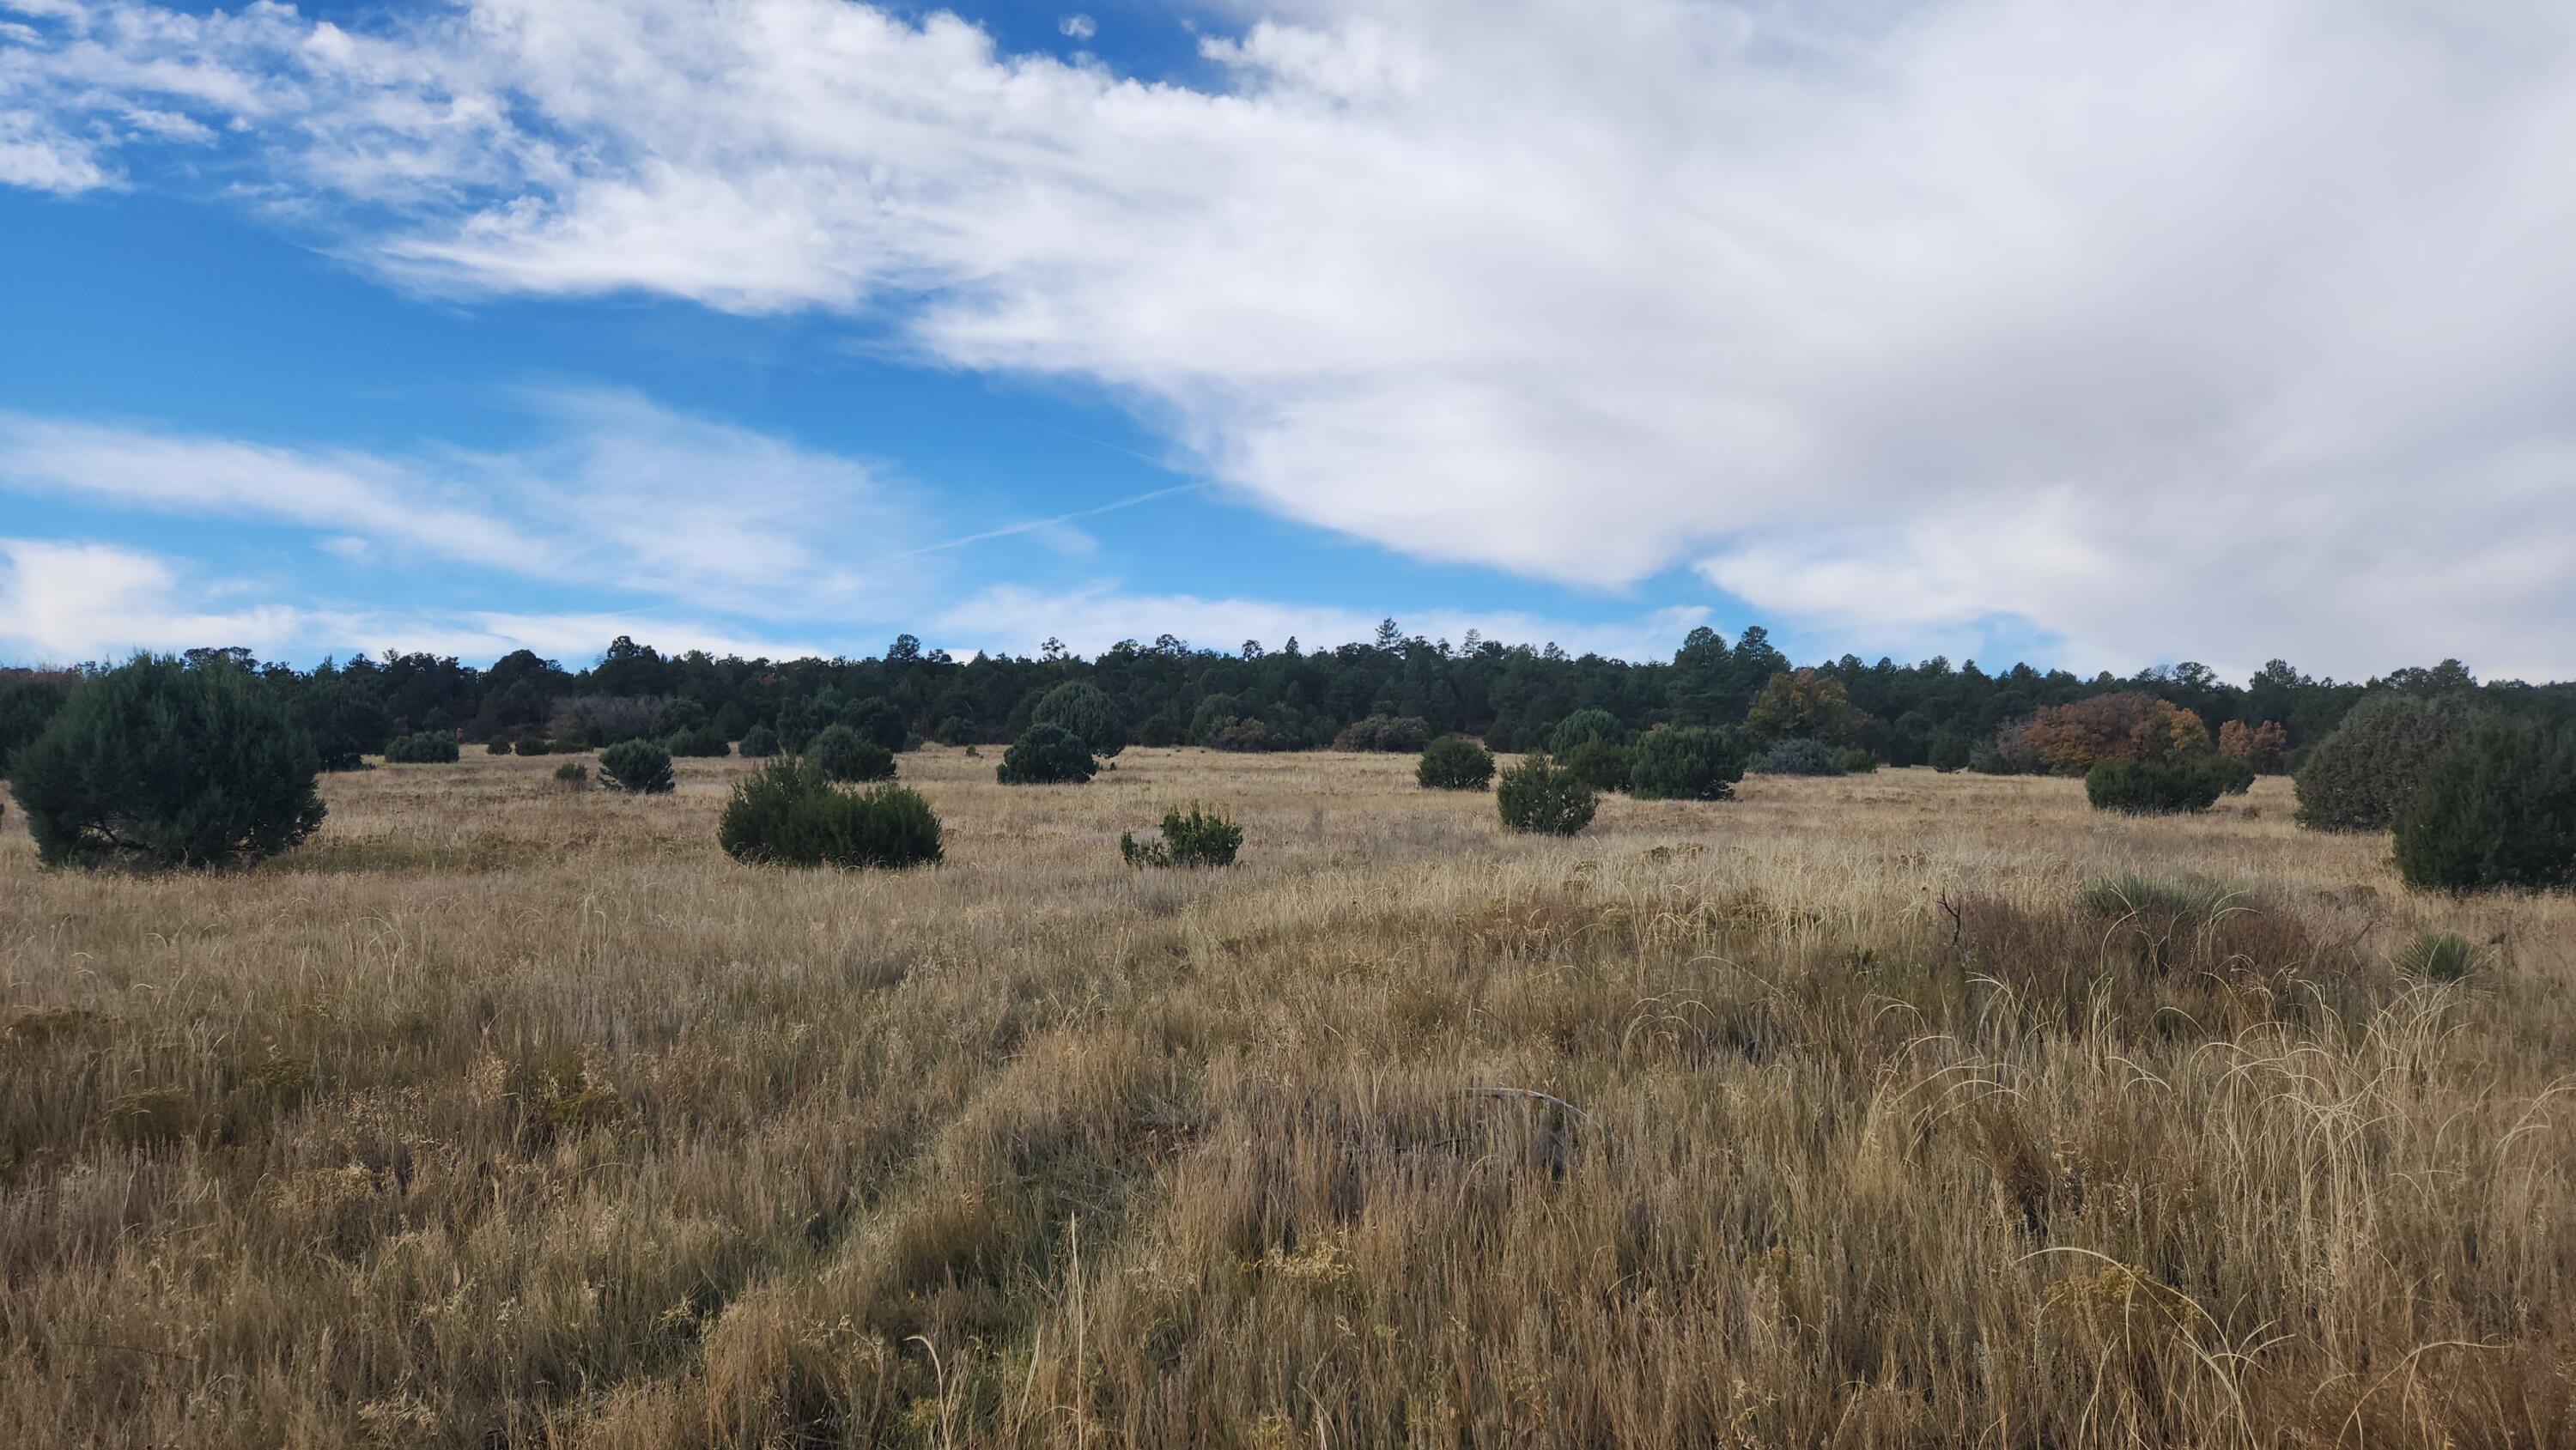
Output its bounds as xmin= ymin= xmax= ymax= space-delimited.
xmin=4 ymin=623 xmax=2573 ymax=774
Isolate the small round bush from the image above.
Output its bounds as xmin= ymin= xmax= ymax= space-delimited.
xmin=1751 ymin=738 xmax=1844 ymax=776
xmin=2294 ymin=692 xmax=2482 ymax=832
xmin=597 ymin=739 xmax=675 ymax=794
xmin=1334 ymin=715 xmax=1434 ymax=752
xmin=384 ymin=731 xmax=459 ymax=764
xmin=1838 ymin=748 xmax=1880 ymax=774
xmin=998 ymin=723 xmax=1097 ymax=785
xmin=666 ymin=723 xmax=732 ymax=758
xmin=9 ymin=654 xmax=325 ymax=869
xmin=1121 ymin=804 xmax=1243 ymax=868
xmin=1927 ymin=731 xmax=1971 ymax=774
xmin=1559 ymin=738 xmax=1631 ymax=792
xmin=719 ymin=757 xmax=943 ymax=869
xmin=2391 ymin=719 xmax=2576 ymax=893
xmin=514 ymin=736 xmax=555 ymax=756
xmin=738 ymin=723 xmax=781 ymax=758
xmin=486 ymin=736 xmax=516 ymax=755
xmin=1628 ymin=725 xmax=1748 ymax=802
xmin=1417 ymin=736 xmax=1496 ymax=790
xmin=2084 ymin=757 xmax=2230 ymax=815
xmin=1498 ymin=755 xmax=1597 ymax=835
xmin=1033 ymin=682 xmax=1127 ymax=758
xmin=553 ymin=761 xmax=591 ymax=790
xmin=810 ymin=723 xmax=895 ymax=782
xmin=1546 ymin=708 xmax=1624 ymax=757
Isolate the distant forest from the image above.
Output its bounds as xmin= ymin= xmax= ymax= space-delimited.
xmin=6 ymin=623 xmax=2573 ymax=769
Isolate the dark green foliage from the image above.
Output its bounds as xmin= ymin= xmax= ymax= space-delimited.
xmin=718 ymin=757 xmax=943 ymax=870
xmin=2200 ymin=754 xmax=2257 ymax=796
xmin=1751 ymin=738 xmax=1844 ymax=776
xmin=1559 ymin=738 xmax=1632 ymax=792
xmin=1928 ymin=731 xmax=1971 ymax=774
xmin=1033 ymin=681 xmax=1126 ymax=757
xmin=843 ymin=698 xmax=911 ymax=752
xmin=2391 ymin=719 xmax=2576 ymax=893
xmin=809 ymin=723 xmax=894 ymax=782
xmin=383 ymin=731 xmax=459 ymax=764
xmin=0 ymin=678 xmax=70 ymax=777
xmin=514 ymin=737 xmax=555 ymax=756
xmin=652 ymin=698 xmax=708 ymax=737
xmin=2294 ymin=692 xmax=2482 ymax=833
xmin=1627 ymin=725 xmax=1748 ymax=802
xmin=666 ymin=723 xmax=732 ymax=758
xmin=2084 ymin=756 xmax=2231 ymax=815
xmin=487 ymin=737 xmax=516 ymax=755
xmin=597 ymin=739 xmax=675 ymax=795
xmin=1120 ymin=804 xmax=1242 ymax=868
xmin=9 ymin=654 xmax=325 ymax=869
xmin=553 ymin=761 xmax=591 ymax=790
xmin=738 ymin=723 xmax=781 ymax=758
xmin=300 ymin=683 xmax=390 ymax=772
xmin=933 ymin=717 xmax=972 ymax=746
xmin=1417 ymin=736 xmax=1495 ymax=791
xmin=1497 ymin=755 xmax=1597 ymax=835
xmin=998 ymin=723 xmax=1097 ymax=785
xmin=2396 ymin=931 xmax=2485 ymax=982
xmin=1547 ymin=708 xmax=1624 ymax=756
xmin=1334 ymin=715 xmax=1434 ymax=752
xmin=1838 ymin=748 xmax=1880 ymax=774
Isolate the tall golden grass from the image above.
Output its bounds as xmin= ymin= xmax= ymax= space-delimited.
xmin=3 ymin=749 xmax=2570 ymax=1447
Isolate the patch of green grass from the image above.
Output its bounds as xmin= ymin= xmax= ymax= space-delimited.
xmin=2397 ymin=931 xmax=2486 ymax=983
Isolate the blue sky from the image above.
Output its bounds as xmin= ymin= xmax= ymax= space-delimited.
xmin=3 ymin=1 xmax=2572 ymax=678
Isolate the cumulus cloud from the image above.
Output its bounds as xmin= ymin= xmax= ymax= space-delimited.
xmin=1058 ymin=14 xmax=1094 ymax=42
xmin=5 ymin=0 xmax=2575 ymax=673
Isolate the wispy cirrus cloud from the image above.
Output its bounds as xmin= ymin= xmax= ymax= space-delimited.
xmin=4 ymin=0 xmax=2574 ymax=673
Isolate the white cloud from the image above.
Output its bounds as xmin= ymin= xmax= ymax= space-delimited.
xmin=935 ymin=582 xmax=1710 ymax=661
xmin=1058 ymin=15 xmax=1095 ymax=43
xmin=4 ymin=1 xmax=2576 ymax=673
xmin=0 ymin=391 xmax=933 ymax=624
xmin=0 ymin=535 xmax=835 ymax=664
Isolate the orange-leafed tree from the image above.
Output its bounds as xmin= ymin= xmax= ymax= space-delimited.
xmin=2019 ymin=692 xmax=2211 ymax=774
xmin=2219 ymin=719 xmax=2290 ymax=774
xmin=1744 ymin=669 xmax=1867 ymax=745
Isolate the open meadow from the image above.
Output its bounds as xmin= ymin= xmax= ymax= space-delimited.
xmin=3 ymin=749 xmax=2573 ymax=1447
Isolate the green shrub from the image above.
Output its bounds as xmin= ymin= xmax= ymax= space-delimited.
xmin=383 ymin=731 xmax=459 ymax=764
xmin=998 ymin=723 xmax=1097 ymax=785
xmin=1628 ymin=725 xmax=1749 ymax=802
xmin=810 ymin=723 xmax=895 ymax=782
xmin=9 ymin=654 xmax=325 ymax=869
xmin=1032 ymin=682 xmax=1126 ymax=757
xmin=298 ymin=683 xmax=388 ymax=774
xmin=2396 ymin=931 xmax=2485 ymax=983
xmin=1120 ymin=804 xmax=1243 ymax=868
xmin=2083 ymin=756 xmax=2233 ymax=815
xmin=653 ymin=699 xmax=709 ymax=737
xmin=597 ymin=739 xmax=675 ymax=795
xmin=1334 ymin=715 xmax=1433 ymax=752
xmin=1838 ymin=748 xmax=1880 ymax=774
xmin=738 ymin=724 xmax=781 ymax=758
xmin=718 ymin=757 xmax=943 ymax=869
xmin=1927 ymin=731 xmax=1971 ymax=774
xmin=1750 ymin=738 xmax=1843 ymax=776
xmin=514 ymin=736 xmax=555 ymax=756
xmin=2294 ymin=692 xmax=2482 ymax=832
xmin=553 ymin=761 xmax=591 ymax=790
xmin=1417 ymin=736 xmax=1495 ymax=791
xmin=666 ymin=723 xmax=732 ymax=758
xmin=933 ymin=717 xmax=972 ymax=747
xmin=1559 ymin=738 xmax=1632 ymax=792
xmin=2391 ymin=719 xmax=2576 ymax=893
xmin=2076 ymin=871 xmax=2247 ymax=925
xmin=0 ymin=678 xmax=71 ymax=778
xmin=1546 ymin=708 xmax=1624 ymax=756
xmin=2200 ymin=753 xmax=2257 ymax=797
xmin=487 ymin=736 xmax=516 ymax=755
xmin=843 ymin=698 xmax=911 ymax=752
xmin=1497 ymin=755 xmax=1597 ymax=835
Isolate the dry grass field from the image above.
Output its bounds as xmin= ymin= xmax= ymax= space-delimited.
xmin=3 ymin=749 xmax=2573 ymax=1447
